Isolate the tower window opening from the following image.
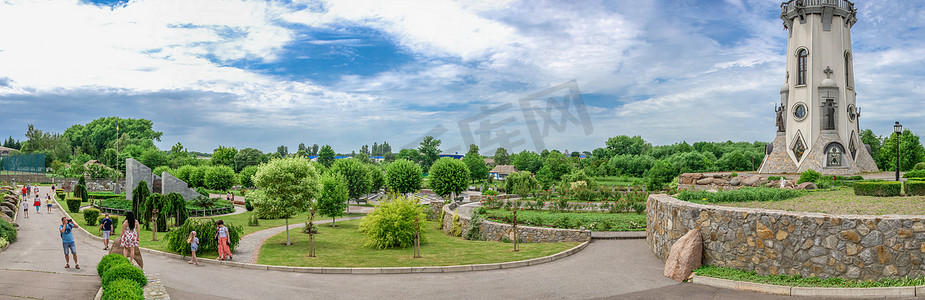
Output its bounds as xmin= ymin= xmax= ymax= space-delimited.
xmin=797 ymin=49 xmax=808 ymax=85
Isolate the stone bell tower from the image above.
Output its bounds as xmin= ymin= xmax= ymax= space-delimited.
xmin=758 ymin=0 xmax=878 ymax=175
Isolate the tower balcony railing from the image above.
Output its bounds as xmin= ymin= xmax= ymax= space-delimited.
xmin=781 ymin=0 xmax=854 ymax=14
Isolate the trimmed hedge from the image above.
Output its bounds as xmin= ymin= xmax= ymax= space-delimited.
xmin=165 ymin=218 xmax=243 ymax=255
xmin=65 ymin=197 xmax=81 ymax=213
xmin=904 ymin=169 xmax=925 ymax=178
xmin=906 ymin=181 xmax=925 ymax=196
xmin=83 ymin=208 xmax=100 ymax=226
xmin=97 ymin=253 xmax=130 ymax=276
xmin=89 ymin=192 xmax=124 ymax=200
xmin=853 ymin=181 xmax=902 ymax=197
xmin=677 ymin=187 xmax=803 ymax=203
xmin=102 ymin=279 xmax=144 ymax=300
xmin=102 ymin=264 xmax=147 ymax=288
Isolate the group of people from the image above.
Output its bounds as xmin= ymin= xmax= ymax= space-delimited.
xmin=19 ymin=184 xmax=54 ymax=218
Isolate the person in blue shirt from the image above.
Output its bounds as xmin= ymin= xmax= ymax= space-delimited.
xmin=59 ymin=217 xmax=80 ymax=269
xmin=99 ymin=214 xmax=113 ymax=250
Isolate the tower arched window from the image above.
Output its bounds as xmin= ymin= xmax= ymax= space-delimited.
xmin=797 ymin=49 xmax=808 ymax=85
xmin=844 ymin=52 xmax=853 ymax=88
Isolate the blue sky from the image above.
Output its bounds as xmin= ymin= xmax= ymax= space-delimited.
xmin=1 ymin=0 xmax=923 ymax=155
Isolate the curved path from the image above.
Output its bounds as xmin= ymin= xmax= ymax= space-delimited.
xmin=3 ymin=187 xmax=913 ymax=299
xmin=236 ymin=215 xmax=365 ymax=264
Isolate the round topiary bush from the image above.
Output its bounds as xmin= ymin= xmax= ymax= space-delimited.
xmin=798 ymin=169 xmax=821 ymax=184
xmin=97 ymin=253 xmax=130 ymax=277
xmin=358 ymin=195 xmax=427 ymax=249
xmin=102 ymin=264 xmax=146 ymax=288
xmin=102 ymin=278 xmax=144 ymax=300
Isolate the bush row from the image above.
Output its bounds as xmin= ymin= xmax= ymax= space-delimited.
xmin=97 ymin=254 xmax=146 ymax=300
xmin=854 ymin=181 xmax=904 ymax=197
xmin=677 ymin=187 xmax=803 ymax=203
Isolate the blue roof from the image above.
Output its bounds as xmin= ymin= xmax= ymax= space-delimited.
xmin=439 ymin=154 xmax=465 ymax=159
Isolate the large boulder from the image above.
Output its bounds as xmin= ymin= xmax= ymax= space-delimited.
xmin=0 ymin=201 xmax=16 ymax=213
xmin=742 ymin=175 xmax=762 ymax=187
xmin=1 ymin=206 xmax=13 ymax=219
xmin=695 ymin=178 xmax=713 ymax=185
xmin=729 ymin=177 xmax=742 ymax=186
xmin=796 ymin=182 xmax=818 ymax=190
xmin=109 ymin=237 xmax=145 ymax=269
xmin=0 ymin=213 xmax=12 ymax=223
xmin=664 ymin=229 xmax=703 ymax=282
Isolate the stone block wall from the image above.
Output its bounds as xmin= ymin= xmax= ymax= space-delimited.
xmin=161 ymin=172 xmax=201 ymax=200
xmin=125 ymin=158 xmax=153 ymax=201
xmin=0 ymin=174 xmax=48 ymax=184
xmin=442 ymin=203 xmax=590 ymax=243
xmin=647 ymin=194 xmax=925 ymax=281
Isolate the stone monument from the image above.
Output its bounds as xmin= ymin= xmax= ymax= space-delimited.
xmin=758 ymin=0 xmax=878 ymax=175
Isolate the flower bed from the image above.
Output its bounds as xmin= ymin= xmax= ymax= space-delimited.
xmin=481 ymin=208 xmax=646 ymax=231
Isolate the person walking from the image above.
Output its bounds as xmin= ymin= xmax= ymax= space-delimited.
xmin=99 ymin=214 xmax=113 ymax=250
xmin=20 ymin=195 xmax=29 ymax=219
xmin=59 ymin=217 xmax=80 ymax=269
xmin=187 ymin=231 xmax=199 ymax=265
xmin=33 ymin=195 xmax=41 ymax=213
xmin=46 ymin=193 xmax=53 ymax=213
xmin=20 ymin=186 xmax=27 ymax=202
xmin=121 ymin=212 xmax=140 ymax=266
xmin=216 ymin=220 xmax=232 ymax=260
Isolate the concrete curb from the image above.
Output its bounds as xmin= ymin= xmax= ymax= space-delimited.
xmin=692 ymin=275 xmax=923 ymax=298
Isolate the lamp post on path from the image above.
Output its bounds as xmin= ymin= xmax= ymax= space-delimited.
xmin=895 ymin=122 xmax=902 ymax=181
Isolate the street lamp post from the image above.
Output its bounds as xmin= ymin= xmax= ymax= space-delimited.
xmin=895 ymin=121 xmax=903 ymax=181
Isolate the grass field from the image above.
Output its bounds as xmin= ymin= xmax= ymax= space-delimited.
xmin=713 ymin=188 xmax=925 ymax=215
xmin=695 ymin=265 xmax=925 ymax=288
xmin=257 ymin=219 xmax=579 ymax=267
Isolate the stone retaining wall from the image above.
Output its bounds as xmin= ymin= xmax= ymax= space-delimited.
xmin=0 ymin=174 xmax=48 ymax=184
xmin=442 ymin=203 xmax=590 ymax=243
xmin=647 ymin=194 xmax=925 ymax=281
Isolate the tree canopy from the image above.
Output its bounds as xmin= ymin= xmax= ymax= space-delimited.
xmin=428 ymin=157 xmax=469 ymax=198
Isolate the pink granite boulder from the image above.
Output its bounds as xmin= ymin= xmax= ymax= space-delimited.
xmin=664 ymin=229 xmax=702 ymax=282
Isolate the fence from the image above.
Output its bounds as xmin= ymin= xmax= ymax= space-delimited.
xmin=0 ymin=153 xmax=46 ymax=173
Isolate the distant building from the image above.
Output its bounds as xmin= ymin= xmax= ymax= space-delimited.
xmin=488 ymin=165 xmax=518 ymax=181
xmin=439 ymin=153 xmax=465 ymax=160
xmin=483 ymin=158 xmax=495 ymax=167
xmin=0 ymin=146 xmax=15 ymax=157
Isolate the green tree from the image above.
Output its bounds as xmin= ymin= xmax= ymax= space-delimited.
xmin=366 ymin=164 xmax=385 ymax=193
xmin=251 ymin=157 xmax=322 ymax=245
xmin=715 ymin=150 xmax=754 ymax=171
xmin=318 ymin=145 xmax=335 ymax=168
xmin=168 ymin=142 xmax=192 ymax=168
xmin=606 ymin=135 xmax=651 ymax=157
xmin=131 ymin=181 xmax=150 ymax=220
xmin=860 ymin=129 xmax=883 ymax=167
xmin=428 ymin=157 xmax=470 ymax=199
xmin=233 ymin=148 xmax=263 ymax=172
xmin=536 ymin=152 xmax=572 ymax=184
xmin=646 ymin=160 xmax=678 ymax=191
xmin=493 ymin=147 xmax=510 ymax=165
xmin=396 ymin=148 xmax=420 ymax=162
xmin=276 ymin=145 xmax=288 ymax=157
xmin=511 ymin=150 xmax=543 ymax=173
xmin=608 ymin=154 xmax=656 ymax=177
xmin=462 ymin=144 xmax=488 ymax=183
xmin=666 ymin=151 xmax=714 ymax=173
xmin=205 ymin=165 xmax=237 ymax=191
xmin=880 ymin=129 xmax=925 ymax=171
xmin=212 ymin=145 xmax=237 ymax=168
xmin=317 ymin=173 xmax=348 ymax=227
xmin=358 ymin=195 xmax=426 ymax=249
xmin=505 ymin=171 xmax=538 ymax=198
xmin=417 ymin=136 xmax=441 ymax=171
xmin=311 ymin=144 xmax=319 ymax=156
xmin=139 ymin=148 xmax=168 ymax=168
xmin=62 ymin=117 xmax=162 ymax=159
xmin=385 ymin=159 xmax=423 ymax=194
xmin=331 ymin=158 xmax=370 ymax=201
xmin=238 ymin=165 xmax=259 ymax=188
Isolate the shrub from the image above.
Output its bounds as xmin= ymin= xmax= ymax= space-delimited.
xmin=0 ymin=219 xmax=16 ymax=243
xmin=244 ymin=197 xmax=254 ymax=211
xmin=358 ymin=195 xmax=427 ymax=249
xmin=916 ymin=162 xmax=925 ymax=170
xmin=101 ymin=263 xmax=147 ymax=288
xmin=74 ymin=184 xmax=89 ymax=203
xmin=88 ymin=192 xmax=123 ymax=200
xmin=798 ymin=169 xmax=821 ymax=184
xmin=83 ymin=208 xmax=100 ymax=226
xmin=0 ymin=237 xmax=7 ymax=249
xmin=767 ymin=176 xmax=783 ymax=181
xmin=248 ymin=214 xmax=260 ymax=226
xmin=677 ymin=187 xmax=803 ymax=203
xmin=66 ymin=197 xmax=81 ymax=213
xmin=97 ymin=253 xmax=130 ymax=276
xmin=102 ymin=279 xmax=144 ymax=300
xmin=904 ymin=169 xmax=925 ymax=178
xmin=506 ymin=171 xmax=539 ymax=199
xmin=854 ymin=181 xmax=903 ymax=197
xmin=905 ymin=181 xmax=925 ymax=196
xmin=55 ymin=190 xmax=66 ymax=200
xmin=463 ymin=210 xmax=485 ymax=240
xmin=195 ymin=187 xmax=209 ymax=198
xmin=482 ymin=189 xmax=499 ymax=196
xmin=729 ymin=172 xmax=738 ymax=177
xmin=450 ymin=212 xmax=462 ymax=237
xmin=165 ymin=218 xmax=242 ymax=255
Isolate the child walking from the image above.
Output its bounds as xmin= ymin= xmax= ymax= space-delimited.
xmin=21 ymin=195 xmax=29 ymax=218
xmin=46 ymin=193 xmax=53 ymax=212
xmin=187 ymin=231 xmax=199 ymax=265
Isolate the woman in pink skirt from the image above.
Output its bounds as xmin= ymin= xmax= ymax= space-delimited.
xmin=216 ymin=220 xmax=233 ymax=260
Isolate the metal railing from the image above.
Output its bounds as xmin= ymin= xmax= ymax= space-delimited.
xmin=781 ymin=0 xmax=854 ymax=14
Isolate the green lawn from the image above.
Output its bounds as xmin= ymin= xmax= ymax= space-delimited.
xmin=594 ymin=176 xmax=643 ymax=187
xmin=59 ymin=196 xmax=364 ymax=255
xmin=695 ymin=265 xmax=925 ymax=288
xmin=714 ymin=188 xmax=925 ymax=215
xmin=257 ymin=219 xmax=579 ymax=267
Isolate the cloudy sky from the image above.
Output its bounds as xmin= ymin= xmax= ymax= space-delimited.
xmin=1 ymin=0 xmax=923 ymax=155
